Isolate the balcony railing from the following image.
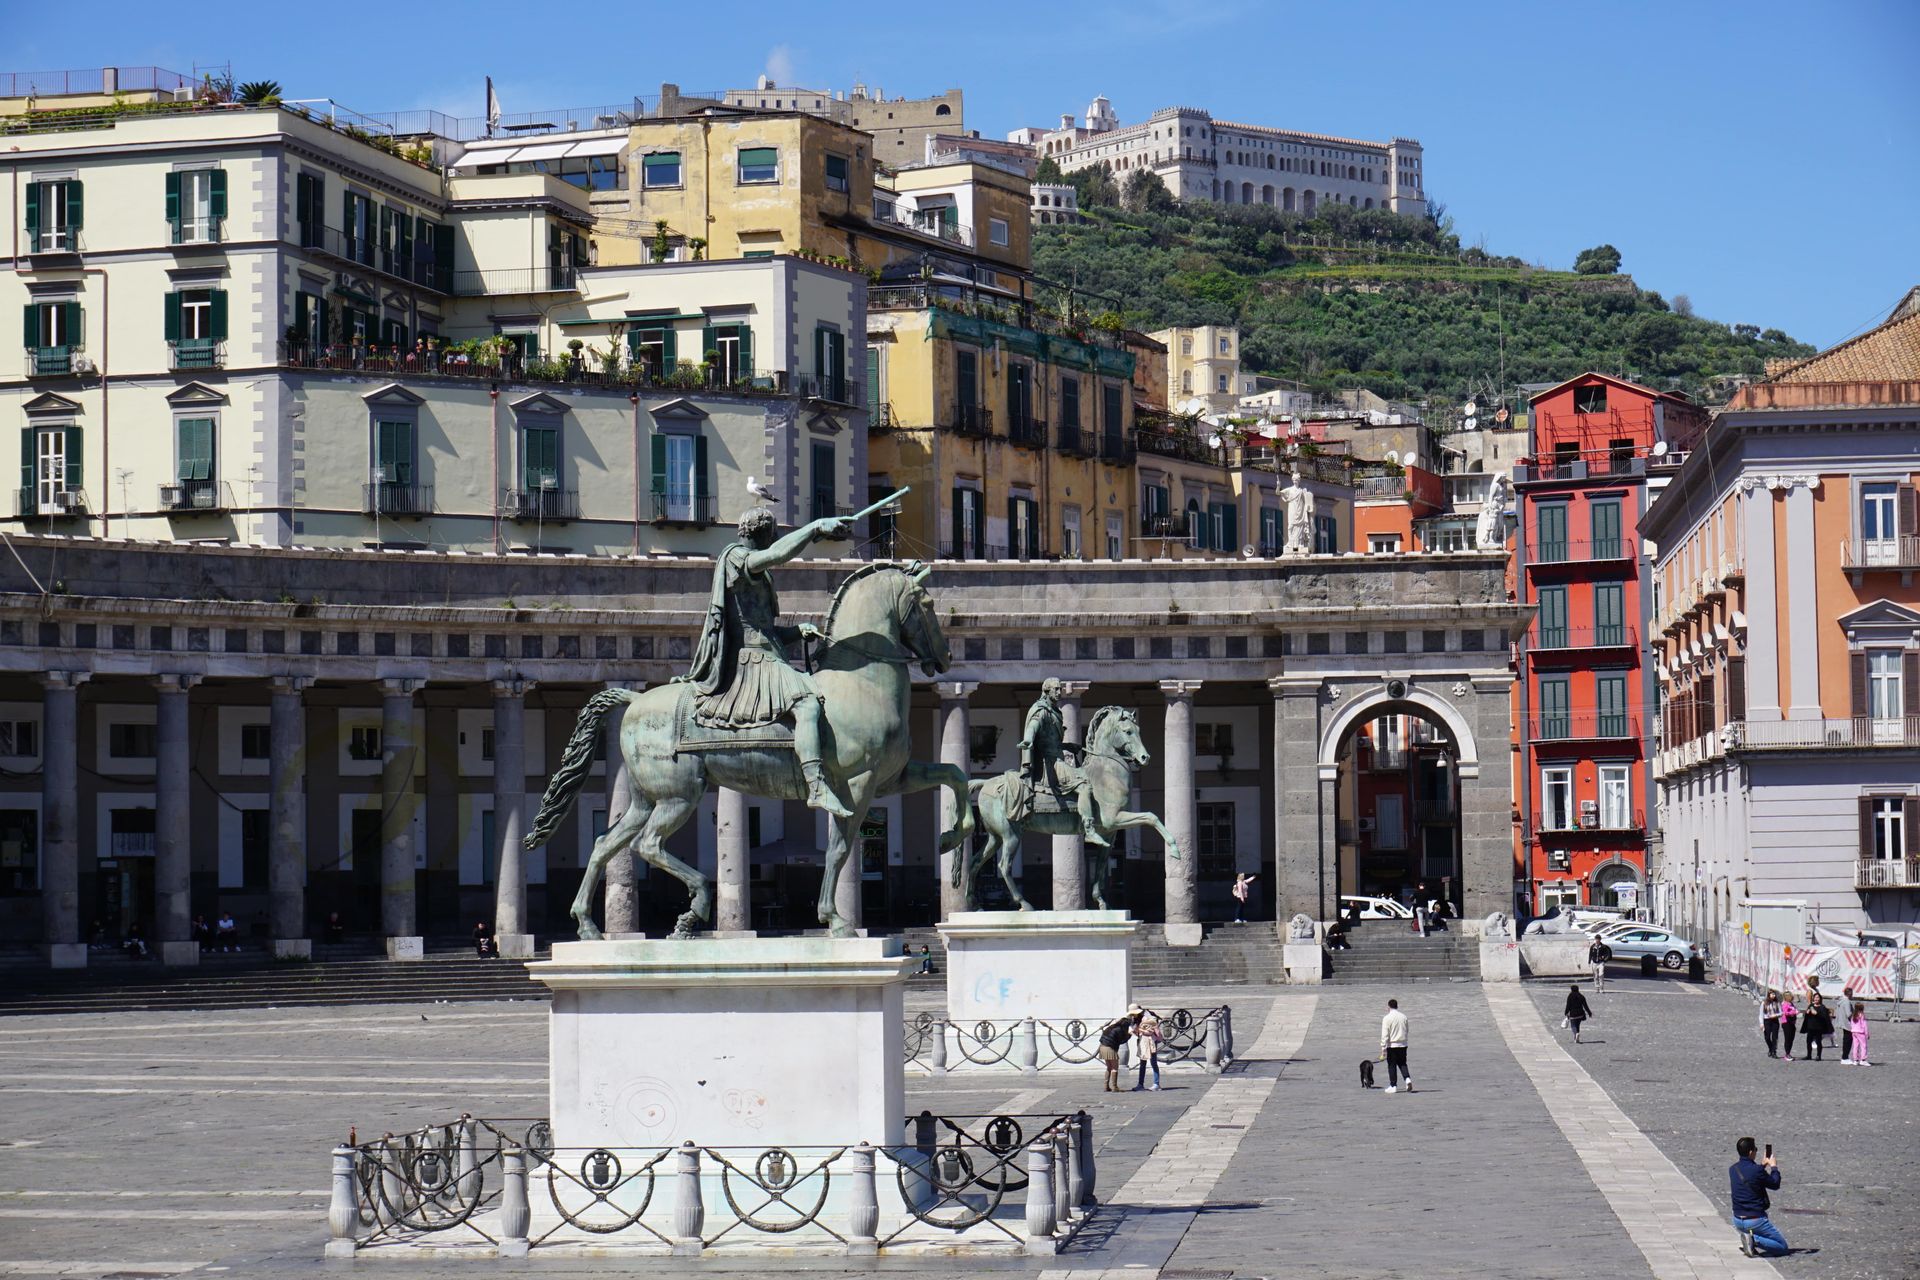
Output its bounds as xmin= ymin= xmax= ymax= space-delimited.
xmin=279 ymin=343 xmax=811 ymax=399
xmin=1141 ymin=512 xmax=1191 ymax=539
xmin=505 ymin=487 xmax=579 ymax=522
xmin=1530 ymin=624 xmax=1636 ymax=652
xmin=949 ymin=404 xmax=993 ymax=439
xmin=169 ymin=338 xmax=225 ymax=370
xmin=797 ymin=374 xmax=860 ymax=406
xmin=1515 ymin=454 xmax=1648 ymax=484
xmin=170 ymin=216 xmax=225 ymax=246
xmin=1530 ymin=538 xmax=1631 ymax=566
xmin=1100 ymin=433 xmax=1136 ymax=465
xmin=1841 ymin=536 xmax=1920 ymax=571
xmin=14 ymin=487 xmax=89 ymax=518
xmin=450 ymin=266 xmax=578 ymax=296
xmin=1058 ymin=423 xmax=1095 ymax=458
xmin=1535 ymin=808 xmax=1647 ymax=836
xmin=300 ymin=222 xmax=449 ymax=292
xmin=651 ymin=493 xmax=717 ymax=525
xmin=1857 ymin=859 xmax=1920 ymax=890
xmin=25 ymin=345 xmax=78 ymax=376
xmin=1137 ymin=428 xmax=1218 ymax=464
xmin=28 ymin=227 xmax=81 ymax=254
xmin=1007 ymin=416 xmax=1048 ymax=449
xmin=159 ymin=479 xmax=224 ymax=513
xmin=868 ymin=403 xmax=896 ymax=432
xmin=868 ymin=208 xmax=974 ymax=247
xmin=1528 ymin=712 xmax=1643 ymax=742
xmin=362 ymin=481 xmax=433 ymax=517
xmin=1729 ymin=716 xmax=1920 ymax=750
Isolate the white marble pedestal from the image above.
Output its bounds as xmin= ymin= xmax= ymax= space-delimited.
xmin=1480 ymin=937 xmax=1522 ymax=981
xmin=1284 ymin=942 xmax=1324 ymax=985
xmin=939 ymin=910 xmax=1136 ymax=1024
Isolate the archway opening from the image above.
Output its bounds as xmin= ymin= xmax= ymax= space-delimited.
xmin=1332 ymin=703 xmax=1463 ymax=916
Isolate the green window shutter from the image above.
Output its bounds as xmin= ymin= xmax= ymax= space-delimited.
xmin=814 ymin=327 xmax=826 ymax=379
xmin=209 ymin=168 xmax=227 ymax=218
xmin=650 ymin=433 xmax=667 ymax=495
xmin=524 ymin=426 xmax=557 ymax=488
xmin=165 ymin=172 xmax=181 ymax=236
xmin=866 ymin=347 xmax=880 ymax=414
xmin=972 ymin=492 xmax=985 ymax=555
xmin=163 ymin=292 xmax=182 ymax=342
xmin=63 ymin=302 xmax=81 ymax=347
xmin=63 ymin=427 xmax=83 ymax=491
xmin=210 ymin=290 xmax=228 ymax=341
xmin=24 ymin=183 xmax=39 ymax=239
xmin=20 ymin=428 xmax=34 ymax=497
xmin=694 ymin=434 xmax=710 ymax=503
xmin=1222 ymin=502 xmax=1238 ymax=551
xmin=292 ymin=293 xmax=310 ymax=341
xmin=377 ymin=420 xmax=413 ymax=484
xmin=1006 ymin=496 xmax=1017 ymax=554
xmin=179 ymin=418 xmax=213 ymax=481
xmin=22 ymin=304 xmax=37 ymax=348
xmin=951 ymin=488 xmax=964 ymax=556
xmin=65 ymin=181 xmax=82 ymax=230
xmin=738 ymin=324 xmax=753 ymax=377
xmin=433 ymin=224 xmax=453 ymax=287
xmin=660 ymin=325 xmax=677 ymax=368
xmin=701 ymin=324 xmax=717 ymax=366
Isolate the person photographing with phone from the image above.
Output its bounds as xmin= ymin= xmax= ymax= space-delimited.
xmin=1729 ymin=1136 xmax=1788 ymax=1256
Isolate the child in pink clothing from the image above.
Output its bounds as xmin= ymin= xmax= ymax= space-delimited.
xmin=1847 ymin=1006 xmax=1871 ymax=1066
xmin=1779 ymin=994 xmax=1799 ymax=1060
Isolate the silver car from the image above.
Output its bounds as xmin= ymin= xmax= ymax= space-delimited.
xmin=1600 ymin=925 xmax=1697 ymax=970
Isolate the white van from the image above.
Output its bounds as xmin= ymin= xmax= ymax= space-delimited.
xmin=1339 ymin=894 xmax=1414 ymax=921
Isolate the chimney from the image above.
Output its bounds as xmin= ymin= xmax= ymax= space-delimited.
xmin=103 ymin=67 xmax=118 ymax=94
xmin=1060 ymin=114 xmax=1074 ymax=130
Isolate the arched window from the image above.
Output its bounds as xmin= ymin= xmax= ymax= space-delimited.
xmin=935 ymin=103 xmax=951 ymax=116
xmin=1262 ymin=184 xmax=1275 ymax=205
xmin=1241 ymin=181 xmax=1253 ymax=203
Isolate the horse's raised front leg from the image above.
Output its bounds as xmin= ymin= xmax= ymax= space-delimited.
xmin=1107 ymin=810 xmax=1181 ymax=865
xmin=886 ymin=760 xmax=974 ymax=853
xmin=572 ymin=799 xmax=651 ymax=940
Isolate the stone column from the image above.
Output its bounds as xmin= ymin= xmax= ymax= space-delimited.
xmin=603 ymin=685 xmax=640 ymax=935
xmin=1271 ymin=677 xmax=1328 ymax=926
xmin=154 ymin=674 xmax=198 ymax=965
xmin=1050 ymin=681 xmax=1091 ymax=912
xmin=715 ymin=787 xmax=752 ymax=934
xmin=269 ymin=676 xmax=311 ymax=960
xmin=379 ymin=678 xmax=422 ymax=958
xmin=1159 ymin=680 xmax=1201 ymax=943
xmin=40 ymin=671 xmax=88 ymax=968
xmin=936 ymin=681 xmax=977 ymax=920
xmin=1461 ymin=675 xmax=1515 ymax=922
xmin=492 ymin=679 xmax=533 ymax=958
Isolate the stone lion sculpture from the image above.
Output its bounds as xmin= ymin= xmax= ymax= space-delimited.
xmin=1481 ymin=910 xmax=1514 ymax=940
xmin=1286 ymin=912 xmax=1317 ymax=942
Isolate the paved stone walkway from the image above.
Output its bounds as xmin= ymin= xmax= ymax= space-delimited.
xmin=1485 ymin=984 xmax=1777 ymax=1280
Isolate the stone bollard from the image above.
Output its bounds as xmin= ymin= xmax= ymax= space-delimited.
xmin=325 ymin=1144 xmax=358 ymax=1259
xmin=1075 ymin=1111 xmax=1097 ymax=1205
xmin=1017 ymin=1016 xmax=1039 ymax=1076
xmin=496 ymin=1147 xmax=530 ymax=1258
xmin=1064 ymin=1120 xmax=1086 ymax=1215
xmin=670 ymin=1141 xmax=704 ymax=1257
xmin=1052 ymin=1129 xmax=1072 ymax=1228
xmin=379 ymin=1135 xmax=406 ymax=1223
xmin=1023 ymin=1137 xmax=1057 ymax=1253
xmin=456 ymin=1115 xmax=480 ymax=1202
xmin=930 ymin=1020 xmax=949 ymax=1074
xmin=1204 ymin=1012 xmax=1225 ymax=1073
xmin=1221 ymin=1006 xmax=1236 ymax=1064
xmin=845 ymin=1142 xmax=879 ymax=1256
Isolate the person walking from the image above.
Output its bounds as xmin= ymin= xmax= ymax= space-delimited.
xmin=1564 ymin=983 xmax=1594 ymax=1043
xmin=1132 ymin=1012 xmax=1164 ymax=1091
xmin=1845 ymin=1001 xmax=1871 ymax=1067
xmin=1098 ymin=1005 xmax=1143 ymax=1093
xmin=1380 ymin=998 xmax=1412 ymax=1094
xmin=1801 ymin=994 xmax=1831 ymax=1061
xmin=1728 ymin=1137 xmax=1788 ymax=1256
xmin=1837 ymin=985 xmax=1857 ymax=1062
xmin=1587 ymin=933 xmax=1609 ymax=991
xmin=1760 ymin=990 xmax=1781 ymax=1058
xmin=1779 ymin=991 xmax=1799 ymax=1061
xmin=1230 ymin=873 xmax=1256 ymax=923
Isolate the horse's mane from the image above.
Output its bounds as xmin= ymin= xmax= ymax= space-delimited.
xmin=1085 ymin=704 xmax=1130 ymax=747
xmin=824 ymin=562 xmax=907 ymax=640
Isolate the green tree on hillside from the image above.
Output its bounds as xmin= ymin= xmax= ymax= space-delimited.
xmin=1574 ymin=243 xmax=1623 ymax=275
xmin=1034 ymin=156 xmax=1064 ymax=186
xmin=1123 ymin=168 xmax=1175 ymax=213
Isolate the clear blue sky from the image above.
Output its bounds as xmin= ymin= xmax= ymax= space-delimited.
xmin=13 ymin=0 xmax=1917 ymax=348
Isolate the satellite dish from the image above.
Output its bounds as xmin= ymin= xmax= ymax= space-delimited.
xmin=1207 ymin=434 xmax=1223 ymax=449
xmin=1242 ymin=543 xmax=1257 ymax=559
xmin=1463 ymin=401 xmax=1478 ymax=417
xmin=1495 ymin=407 xmax=1510 ymax=424
xmin=1652 ymin=441 xmax=1669 ymax=457
xmin=1384 ymin=450 xmax=1400 ymax=464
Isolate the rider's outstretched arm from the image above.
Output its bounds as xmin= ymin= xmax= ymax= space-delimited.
xmin=745 ymin=517 xmax=847 ymax=574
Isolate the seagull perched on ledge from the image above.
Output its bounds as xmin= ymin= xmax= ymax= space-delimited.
xmin=747 ymin=478 xmax=778 ymax=505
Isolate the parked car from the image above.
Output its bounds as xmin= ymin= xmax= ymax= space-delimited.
xmin=1339 ymin=894 xmax=1413 ymax=921
xmin=1567 ymin=909 xmax=1630 ymax=932
xmin=1599 ymin=925 xmax=1698 ymax=970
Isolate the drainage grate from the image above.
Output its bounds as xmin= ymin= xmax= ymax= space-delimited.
xmin=1778 ymin=1208 xmax=1837 ymax=1215
xmin=1163 ymin=1272 xmax=1236 ymax=1279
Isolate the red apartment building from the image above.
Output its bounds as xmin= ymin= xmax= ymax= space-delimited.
xmin=1513 ymin=374 xmax=1708 ymax=914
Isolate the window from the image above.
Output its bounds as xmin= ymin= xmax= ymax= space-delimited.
xmin=348 ymin=725 xmax=383 ymax=761
xmin=1218 ymin=336 xmax=1231 ymax=355
xmin=1860 ymin=482 xmax=1898 ymax=564
xmin=1006 ymin=495 xmax=1040 ymax=560
xmin=643 ymin=152 xmax=682 ymax=188
xmin=1368 ymin=534 xmax=1401 ymax=554
xmin=1372 ymin=794 xmax=1405 ymax=849
xmin=951 ymin=487 xmax=983 ymax=559
xmin=1105 ymin=512 xmax=1122 ymax=561
xmin=1573 ymin=385 xmax=1608 ymax=415
xmin=1372 ymin=716 xmax=1406 ymax=769
xmin=25 ymin=425 xmax=82 ymax=514
xmin=1538 ymin=676 xmax=1569 ymax=739
xmin=824 ymin=154 xmax=850 ymax=193
xmin=988 ymin=217 xmax=1009 ymax=246
xmin=1062 ymin=506 xmax=1081 ymax=559
xmin=1594 ymin=582 xmax=1626 ymax=646
xmin=373 ymin=419 xmax=414 ymax=489
xmin=0 ymin=719 xmax=36 ymax=760
xmin=811 ymin=441 xmax=837 ymax=521
xmin=1590 ymin=499 xmax=1621 ymax=560
xmin=1102 ymin=384 xmax=1124 ymax=448
xmin=1863 ymin=796 xmax=1911 ymax=862
xmin=1537 ymin=585 xmax=1567 ymax=647
xmin=1181 ymin=370 xmax=1193 ymax=393
xmin=175 ymin=417 xmax=214 ymax=488
xmin=1197 ymin=722 xmax=1235 ymax=759
xmin=629 ymin=324 xmax=677 ymax=380
xmin=1541 ymin=766 xmax=1574 ymax=830
xmin=239 ymin=722 xmax=270 ymax=761
xmin=110 ymin=722 xmax=157 ymax=759
xmin=1867 ymin=652 xmax=1903 ymax=737
xmin=704 ymin=321 xmax=753 ymax=385
xmin=1196 ymin=802 xmax=1236 ymax=878
xmin=1596 ymin=673 xmax=1629 ymax=737
xmin=1535 ymin=503 xmax=1568 ymax=562
xmin=1060 ymin=376 xmax=1081 ymax=438
xmin=1209 ymin=500 xmax=1237 ymax=552
xmin=342 ymin=191 xmax=374 ymax=265
xmin=167 ymin=169 xmax=225 ymax=243
xmin=1181 ymin=337 xmax=1192 ymax=355
xmin=296 ymin=173 xmax=325 ymax=248
xmin=25 ymin=301 xmax=82 ymax=374
xmin=737 ymin=146 xmax=778 ymax=184
xmin=0 ymin=808 xmax=38 ymax=894
xmin=1216 ymin=374 xmax=1229 ymax=393
xmin=1313 ymin=513 xmax=1338 ymax=554
xmin=1599 ymin=765 xmax=1631 ymax=829
xmin=240 ymin=808 xmax=269 ymax=888
xmin=25 ymin=179 xmax=82 ymax=252
xmin=521 ymin=423 xmax=559 ymax=493
xmin=652 ymin=432 xmax=708 ymax=523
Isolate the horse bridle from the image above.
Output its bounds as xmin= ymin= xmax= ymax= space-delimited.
xmin=822 ymin=579 xmax=934 ymax=668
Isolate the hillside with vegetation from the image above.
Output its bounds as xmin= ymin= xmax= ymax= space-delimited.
xmin=1031 ymin=165 xmax=1815 ymax=409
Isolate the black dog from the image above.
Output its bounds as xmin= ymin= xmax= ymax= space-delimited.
xmin=1359 ymin=1059 xmax=1375 ymax=1088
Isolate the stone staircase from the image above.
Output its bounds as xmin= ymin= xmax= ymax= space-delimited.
xmin=1325 ymin=922 xmax=1478 ymax=984
xmin=0 ymin=941 xmax=550 ymax=1016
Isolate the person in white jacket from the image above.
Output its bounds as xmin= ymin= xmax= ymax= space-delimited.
xmin=1380 ymin=998 xmax=1412 ymax=1093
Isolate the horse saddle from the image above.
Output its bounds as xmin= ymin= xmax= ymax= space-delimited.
xmin=671 ymin=685 xmax=796 ymax=754
xmin=1009 ymin=764 xmax=1082 ymax=823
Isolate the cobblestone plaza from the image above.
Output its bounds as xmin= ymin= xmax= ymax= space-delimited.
xmin=1 ymin=978 xmax=1912 ymax=1278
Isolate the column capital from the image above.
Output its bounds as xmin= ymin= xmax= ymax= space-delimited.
xmin=153 ymin=673 xmax=200 ymax=693
xmin=269 ymin=674 xmax=312 ymax=696
xmin=38 ymin=670 xmax=91 ymax=691
xmin=1056 ymin=680 xmax=1093 ymax=699
xmin=491 ymin=677 xmax=535 ymax=698
xmin=1158 ymin=679 xmax=1204 ymax=700
xmin=1267 ymin=675 xmax=1320 ymax=697
xmin=936 ymin=680 xmax=979 ymax=702
xmin=378 ymin=677 xmax=421 ymax=697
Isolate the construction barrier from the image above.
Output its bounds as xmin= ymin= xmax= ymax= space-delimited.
xmin=1716 ymin=925 xmax=1920 ymax=1004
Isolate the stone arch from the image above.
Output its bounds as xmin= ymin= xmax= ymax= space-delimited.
xmin=1282 ymin=187 xmax=1295 ymax=211
xmin=1363 ymin=197 xmax=1374 ymax=210
xmin=1302 ymin=190 xmax=1317 ymax=214
xmin=1591 ymin=857 xmax=1642 ymax=907
xmin=1317 ymin=686 xmax=1481 ymax=780
xmin=1241 ymin=181 xmax=1253 ymax=203
xmin=1262 ymin=184 xmax=1275 ymax=205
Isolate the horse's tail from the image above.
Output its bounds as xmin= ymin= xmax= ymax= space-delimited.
xmin=525 ymin=687 xmax=639 ymax=848
xmin=968 ymin=778 xmax=987 ymax=798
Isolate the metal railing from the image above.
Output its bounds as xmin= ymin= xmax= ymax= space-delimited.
xmin=299 ymin=222 xmax=450 ymax=292
xmin=1841 ymin=536 xmax=1920 ymax=570
xmin=1529 ymin=538 xmax=1631 ymax=566
xmin=1140 ymin=512 xmax=1190 ymax=539
xmin=868 ymin=403 xmax=896 ymax=432
xmin=1857 ymin=859 xmax=1920 ymax=890
xmin=505 ymin=488 xmax=579 ymax=522
xmin=159 ymin=479 xmax=224 ymax=512
xmin=1057 ymin=423 xmax=1094 ymax=457
xmin=651 ymin=493 xmax=716 ymax=525
xmin=868 ymin=208 xmax=974 ymax=247
xmin=25 ymin=345 xmax=78 ymax=376
xmin=904 ymin=1008 xmax=1232 ymax=1074
xmin=1729 ymin=716 xmax=1920 ymax=750
xmin=169 ymin=338 xmax=225 ymax=370
xmin=450 ymin=266 xmax=578 ymax=296
xmin=110 ymin=832 xmax=158 ymax=857
xmin=1528 ymin=712 xmax=1643 ymax=742
xmin=169 ymin=217 xmax=224 ymax=245
xmin=1 ymin=66 xmax=204 ymax=97
xmin=278 ymin=343 xmax=808 ymax=399
xmin=1534 ymin=809 xmax=1646 ymax=836
xmin=1099 ymin=434 xmax=1135 ymax=465
xmin=949 ymin=404 xmax=993 ymax=439
xmin=1137 ymin=428 xmax=1217 ymax=464
xmin=1007 ymin=417 xmax=1047 ymax=449
xmin=362 ymin=481 xmax=433 ymax=517
xmin=1515 ymin=455 xmax=1648 ymax=483
xmin=13 ymin=487 xmax=88 ymax=518
xmin=1529 ymin=624 xmax=1636 ymax=652
xmin=797 ymin=374 xmax=860 ymax=406
xmin=26 ymin=227 xmax=81 ymax=253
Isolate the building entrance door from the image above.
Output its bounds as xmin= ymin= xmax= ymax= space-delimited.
xmin=98 ymin=856 xmax=155 ymax=940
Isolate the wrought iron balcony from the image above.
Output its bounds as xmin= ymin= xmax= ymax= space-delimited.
xmin=300 ymin=222 xmax=449 ymax=292
xmin=362 ymin=481 xmax=433 ymax=517
xmin=159 ymin=479 xmax=224 ymax=513
xmin=1729 ymin=716 xmax=1920 ymax=750
xmin=1534 ymin=808 xmax=1647 ymax=836
xmin=1514 ymin=454 xmax=1648 ymax=484
xmin=1528 ymin=711 xmax=1642 ymax=742
xmin=1007 ymin=417 xmax=1048 ymax=449
xmin=1100 ymin=433 xmax=1136 ymax=465
xmin=651 ymin=493 xmax=716 ymax=525
xmin=14 ymin=487 xmax=88 ymax=518
xmin=1058 ymin=423 xmax=1095 ymax=458
xmin=25 ymin=345 xmax=77 ymax=376
xmin=1841 ymin=536 xmax=1920 ymax=572
xmin=450 ymin=266 xmax=578 ymax=296
xmin=868 ymin=402 xmax=896 ymax=432
xmin=949 ymin=404 xmax=993 ymax=439
xmin=505 ymin=487 xmax=579 ymax=523
xmin=169 ymin=338 xmax=225 ymax=370
xmin=1141 ymin=512 xmax=1191 ymax=539
xmin=796 ymin=373 xmax=860 ymax=406
xmin=1529 ymin=624 xmax=1637 ymax=653
xmin=1529 ymin=537 xmax=1632 ymax=566
xmin=1857 ymin=858 xmax=1920 ymax=890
